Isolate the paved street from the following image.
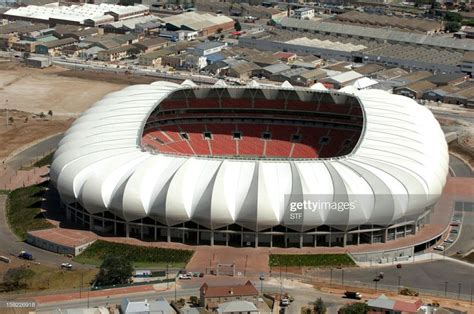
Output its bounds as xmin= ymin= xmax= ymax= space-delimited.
xmin=449 ymin=154 xmax=473 ymax=178
xmin=4 ymin=133 xmax=62 ymax=169
xmin=315 ymin=260 xmax=473 ymax=297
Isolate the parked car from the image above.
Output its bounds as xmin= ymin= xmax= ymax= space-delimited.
xmin=61 ymin=262 xmax=73 ymax=270
xmin=444 ymin=238 xmax=454 ymax=243
xmin=259 ymin=273 xmax=265 ymax=280
xmin=434 ymin=245 xmax=445 ymax=251
xmin=178 ymin=274 xmax=191 ymax=280
xmin=450 ymin=229 xmax=459 ymax=234
xmin=344 ymin=291 xmax=362 ymax=300
xmin=450 ymin=222 xmax=460 ymax=227
xmin=18 ymin=251 xmax=33 ymax=260
xmin=280 ymin=298 xmax=290 ymax=306
xmin=0 ymin=256 xmax=11 ymax=263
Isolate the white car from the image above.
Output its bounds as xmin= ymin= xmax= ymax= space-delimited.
xmin=178 ymin=274 xmax=191 ymax=280
xmin=434 ymin=245 xmax=445 ymax=251
xmin=444 ymin=238 xmax=454 ymax=243
xmin=280 ymin=298 xmax=290 ymax=306
xmin=61 ymin=262 xmax=73 ymax=270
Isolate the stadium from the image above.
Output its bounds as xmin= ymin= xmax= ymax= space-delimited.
xmin=50 ymin=80 xmax=449 ymax=248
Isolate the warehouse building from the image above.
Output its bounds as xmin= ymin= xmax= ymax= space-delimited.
xmin=335 ymin=11 xmax=443 ymax=34
xmin=4 ymin=4 xmax=149 ymax=26
xmin=162 ymin=12 xmax=234 ymax=37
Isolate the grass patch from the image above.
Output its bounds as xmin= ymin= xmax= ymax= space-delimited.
xmin=269 ymin=254 xmax=355 ymax=267
xmin=20 ymin=151 xmax=55 ymax=170
xmin=1 ymin=264 xmax=98 ymax=292
xmin=6 ymin=184 xmax=54 ymax=241
xmin=73 ymin=240 xmax=194 ymax=268
xmin=32 ymin=151 xmax=54 ymax=168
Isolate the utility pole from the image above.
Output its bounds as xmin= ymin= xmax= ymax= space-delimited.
xmin=5 ymin=99 xmax=8 ymax=128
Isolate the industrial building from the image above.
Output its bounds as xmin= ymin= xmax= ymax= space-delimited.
xmin=161 ymin=12 xmax=235 ymax=37
xmin=3 ymin=4 xmax=149 ymax=26
xmin=335 ymin=11 xmax=443 ymax=34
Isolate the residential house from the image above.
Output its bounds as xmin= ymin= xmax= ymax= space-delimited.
xmin=217 ymin=300 xmax=259 ymax=314
xmin=0 ymin=33 xmax=17 ymax=49
xmin=367 ymin=294 xmax=423 ymax=313
xmin=201 ymin=61 xmax=229 ymax=76
xmin=11 ymin=40 xmax=36 ymax=52
xmin=270 ymin=67 xmax=309 ymax=83
xmin=273 ymin=51 xmax=297 ymax=63
xmin=200 ymin=280 xmax=259 ymax=310
xmin=121 ymin=297 xmax=175 ymax=314
xmin=139 ymin=49 xmax=174 ymax=67
xmin=392 ymin=71 xmax=433 ymax=86
xmin=97 ymin=45 xmax=137 ymax=62
xmin=35 ymin=38 xmax=78 ymax=55
xmin=133 ymin=38 xmax=168 ymax=53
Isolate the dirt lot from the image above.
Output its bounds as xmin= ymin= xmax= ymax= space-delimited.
xmin=0 ymin=109 xmax=72 ymax=161
xmin=0 ymin=61 xmax=132 ymax=161
xmin=0 ymin=62 xmax=126 ymax=116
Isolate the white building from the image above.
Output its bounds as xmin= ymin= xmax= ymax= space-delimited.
xmin=292 ymin=7 xmax=314 ymax=20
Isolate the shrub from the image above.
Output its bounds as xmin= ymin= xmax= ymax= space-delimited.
xmin=338 ymin=302 xmax=369 ymax=314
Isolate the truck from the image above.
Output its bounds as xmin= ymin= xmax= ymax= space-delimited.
xmin=344 ymin=291 xmax=362 ymax=300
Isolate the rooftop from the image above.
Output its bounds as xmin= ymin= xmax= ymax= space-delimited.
xmin=200 ymin=281 xmax=258 ymax=298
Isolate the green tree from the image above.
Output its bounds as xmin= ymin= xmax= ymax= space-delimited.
xmin=95 ymin=255 xmax=133 ymax=286
xmin=234 ymin=20 xmax=242 ymax=32
xmin=1 ymin=267 xmax=34 ymax=291
xmin=445 ymin=21 xmax=461 ymax=32
xmin=314 ymin=298 xmax=327 ymax=314
xmin=445 ymin=12 xmax=463 ymax=23
xmin=338 ymin=302 xmax=369 ymax=314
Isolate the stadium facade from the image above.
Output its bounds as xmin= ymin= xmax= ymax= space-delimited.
xmin=50 ymin=80 xmax=449 ymax=248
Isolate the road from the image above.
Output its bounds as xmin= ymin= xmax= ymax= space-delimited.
xmin=449 ymin=154 xmax=473 ymax=178
xmin=5 ymin=133 xmax=62 ymax=169
xmin=34 ymin=281 xmax=352 ymax=313
xmin=314 ymin=260 xmax=473 ymax=297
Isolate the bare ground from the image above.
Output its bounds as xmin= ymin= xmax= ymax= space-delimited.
xmin=0 ymin=62 xmax=126 ymax=116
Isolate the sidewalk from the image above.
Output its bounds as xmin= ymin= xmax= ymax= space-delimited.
xmin=0 ymin=166 xmax=49 ymax=191
xmin=31 ymin=282 xmax=173 ymax=304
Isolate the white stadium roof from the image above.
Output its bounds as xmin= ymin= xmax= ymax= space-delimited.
xmin=50 ymin=81 xmax=448 ymax=231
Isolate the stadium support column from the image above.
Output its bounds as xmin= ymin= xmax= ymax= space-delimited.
xmin=342 ymin=232 xmax=347 ymax=247
xmin=383 ymin=228 xmax=388 ymax=243
xmin=126 ymin=223 xmax=130 ymax=238
xmin=299 ymin=233 xmax=303 ymax=248
xmin=89 ymin=215 xmax=93 ymax=231
xmin=66 ymin=206 xmax=71 ymax=221
xmin=210 ymin=231 xmax=214 ymax=246
xmin=167 ymin=227 xmax=171 ymax=242
xmin=255 ymin=233 xmax=258 ymax=248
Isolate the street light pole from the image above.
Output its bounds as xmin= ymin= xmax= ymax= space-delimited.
xmin=167 ymin=264 xmax=169 ymax=290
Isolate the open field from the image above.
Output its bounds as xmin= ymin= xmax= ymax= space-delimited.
xmin=0 ymin=62 xmax=126 ymax=116
xmin=73 ymin=240 xmax=194 ymax=268
xmin=0 ymin=262 xmax=97 ymax=293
